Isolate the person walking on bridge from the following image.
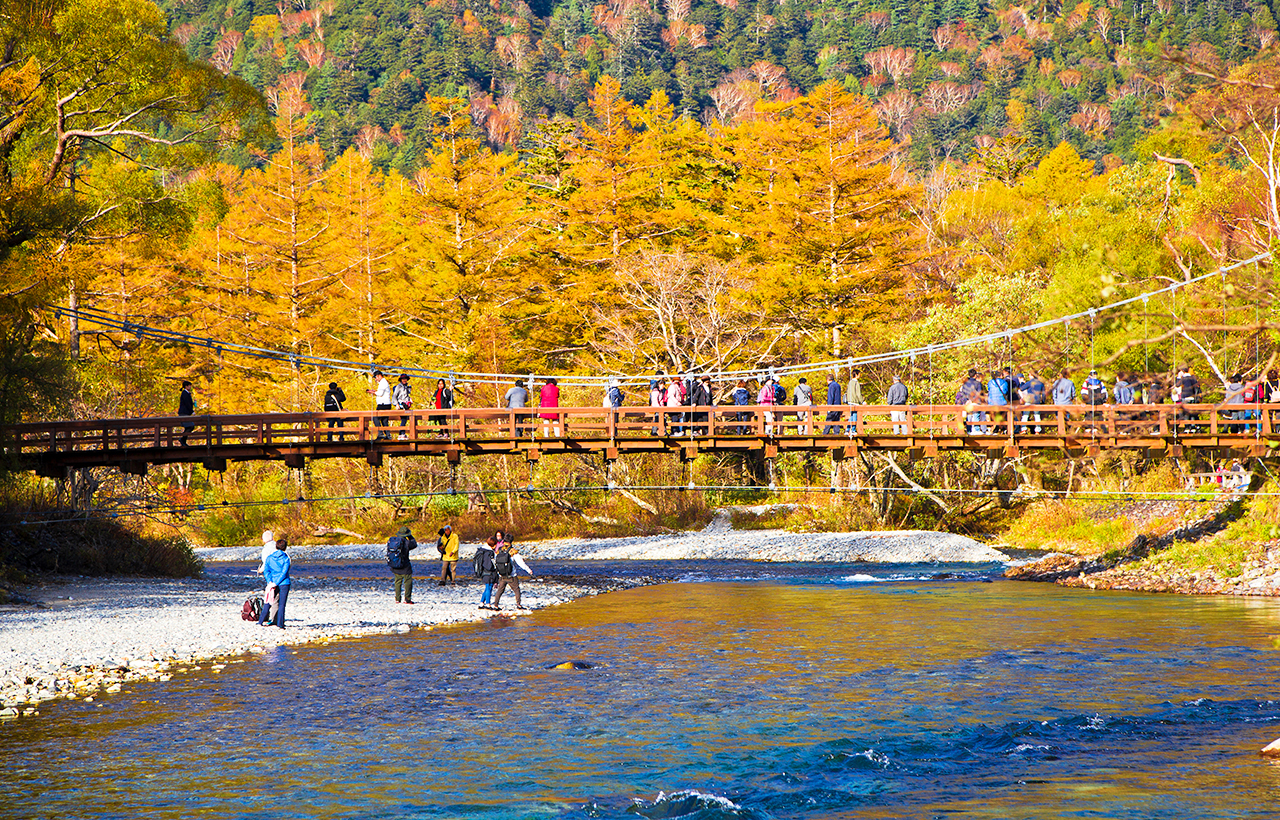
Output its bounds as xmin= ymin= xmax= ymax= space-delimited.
xmin=987 ymin=370 xmax=1011 ymax=435
xmin=732 ymin=379 xmax=751 ymax=434
xmin=758 ymin=374 xmax=777 ymax=435
xmin=1052 ymin=370 xmax=1076 ymax=430
xmin=1019 ymin=372 xmax=1046 ymax=433
xmin=665 ymin=376 xmax=684 ymax=435
xmin=324 ymin=382 xmax=346 ymax=442
xmin=539 ymin=378 xmax=561 ymax=437
xmin=392 ymin=374 xmax=413 ymax=438
xmin=369 ymin=371 xmax=392 ymax=439
xmin=177 ymin=380 xmax=196 ymax=446
xmin=505 ymin=378 xmax=529 ymax=437
xmin=822 ymin=373 xmax=842 ymax=435
xmin=956 ymin=370 xmax=983 ymax=433
xmin=846 ymin=368 xmax=864 ymax=434
xmin=887 ymin=374 xmax=909 ymax=434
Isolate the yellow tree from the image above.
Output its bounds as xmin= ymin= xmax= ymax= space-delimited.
xmin=726 ymin=81 xmax=919 ymax=349
xmin=200 ymin=81 xmax=340 ymax=411
xmin=397 ymin=96 xmax=533 ymax=376
xmin=318 ymin=148 xmax=403 ymax=370
xmin=556 ymin=80 xmax=709 ymax=264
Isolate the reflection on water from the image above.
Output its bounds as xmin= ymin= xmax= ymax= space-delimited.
xmin=3 ymin=577 xmax=1280 ymax=820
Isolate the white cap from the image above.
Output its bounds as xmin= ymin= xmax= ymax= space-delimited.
xmin=262 ymin=530 xmax=274 ymax=544
xmin=609 ymin=378 xmax=620 ymax=388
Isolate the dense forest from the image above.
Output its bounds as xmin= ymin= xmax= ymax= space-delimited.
xmin=160 ymin=0 xmax=1280 ymax=169
xmin=5 ymin=0 xmax=1280 ymax=550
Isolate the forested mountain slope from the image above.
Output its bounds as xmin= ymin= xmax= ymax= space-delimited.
xmin=160 ymin=0 xmax=1274 ymax=169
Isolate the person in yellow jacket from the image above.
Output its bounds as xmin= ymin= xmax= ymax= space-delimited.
xmin=437 ymin=523 xmax=460 ymax=585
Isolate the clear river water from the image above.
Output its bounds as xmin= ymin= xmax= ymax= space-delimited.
xmin=3 ymin=561 xmax=1280 ymax=819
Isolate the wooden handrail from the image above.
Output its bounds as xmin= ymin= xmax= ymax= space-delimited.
xmin=1 ymin=402 xmax=1273 ymax=466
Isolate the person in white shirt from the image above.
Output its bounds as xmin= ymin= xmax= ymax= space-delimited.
xmin=367 ymin=370 xmax=392 ymax=439
xmin=257 ymin=529 xmax=275 ymax=574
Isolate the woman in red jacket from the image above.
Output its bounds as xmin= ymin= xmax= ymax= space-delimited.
xmin=539 ymin=378 xmax=561 ymax=437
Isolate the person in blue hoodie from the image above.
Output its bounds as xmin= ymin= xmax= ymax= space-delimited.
xmin=259 ymin=537 xmax=292 ymax=629
xmin=732 ymin=379 xmax=751 ymax=435
xmin=986 ymin=370 xmax=1011 ymax=435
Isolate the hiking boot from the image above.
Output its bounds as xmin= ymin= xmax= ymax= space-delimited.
xmin=404 ymin=600 xmax=414 ymax=605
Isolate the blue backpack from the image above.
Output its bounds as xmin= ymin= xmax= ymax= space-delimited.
xmin=386 ymin=536 xmax=408 ymax=571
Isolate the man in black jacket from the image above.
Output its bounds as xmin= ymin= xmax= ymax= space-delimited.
xmin=387 ymin=526 xmax=418 ymax=604
xmin=324 ymin=382 xmax=346 ymax=442
xmin=177 ymin=381 xmax=195 ymax=446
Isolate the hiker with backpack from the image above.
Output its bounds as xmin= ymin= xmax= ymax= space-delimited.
xmin=324 ymin=381 xmax=346 ymax=441
xmin=491 ymin=538 xmax=534 ymax=610
xmin=437 ymin=523 xmax=460 ymax=585
xmin=386 ymin=526 xmax=418 ymax=604
xmin=475 ymin=533 xmax=502 ymax=610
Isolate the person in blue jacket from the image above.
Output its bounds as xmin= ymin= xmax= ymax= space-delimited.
xmin=986 ymin=369 xmax=1011 ymax=435
xmin=259 ymin=536 xmax=292 ymax=629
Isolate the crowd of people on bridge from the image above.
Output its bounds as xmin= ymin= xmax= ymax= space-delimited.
xmin=188 ymin=362 xmax=1280 ymax=440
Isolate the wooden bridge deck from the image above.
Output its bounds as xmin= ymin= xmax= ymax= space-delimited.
xmin=2 ymin=403 xmax=1275 ymax=476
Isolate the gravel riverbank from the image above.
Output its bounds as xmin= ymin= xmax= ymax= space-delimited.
xmin=0 ymin=525 xmax=1003 ymax=720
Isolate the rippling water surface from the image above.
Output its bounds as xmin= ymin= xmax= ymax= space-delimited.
xmin=4 ymin=565 xmax=1280 ymax=819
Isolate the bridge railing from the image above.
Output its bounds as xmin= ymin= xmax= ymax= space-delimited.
xmin=1 ymin=402 xmax=1273 ymax=460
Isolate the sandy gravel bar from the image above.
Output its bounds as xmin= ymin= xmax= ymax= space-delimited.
xmin=195 ymin=524 xmax=1006 ymax=565
xmin=524 ymin=526 xmax=1007 ymax=563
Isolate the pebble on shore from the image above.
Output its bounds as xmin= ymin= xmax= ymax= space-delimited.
xmin=1263 ymin=738 xmax=1280 ymax=758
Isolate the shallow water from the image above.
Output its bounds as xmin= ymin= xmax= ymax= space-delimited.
xmin=3 ymin=571 xmax=1280 ymax=819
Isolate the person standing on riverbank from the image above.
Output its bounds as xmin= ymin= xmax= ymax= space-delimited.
xmin=387 ymin=526 xmax=417 ymax=604
xmin=437 ymin=524 xmax=460 ymax=585
xmin=257 ymin=530 xmax=275 ymax=575
xmin=258 ymin=537 xmax=291 ymax=629
xmin=492 ymin=538 xmax=534 ymax=610
xmin=476 ymin=536 xmax=499 ymax=609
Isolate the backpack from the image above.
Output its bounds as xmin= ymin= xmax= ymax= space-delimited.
xmin=773 ymin=383 xmax=786 ymax=404
xmin=474 ymin=549 xmax=487 ymax=577
xmin=494 ymin=548 xmax=513 ymax=577
xmin=240 ymin=595 xmax=263 ymax=621
xmin=1243 ymin=385 xmax=1258 ymax=403
xmin=386 ymin=536 xmax=408 ymax=571
xmin=1084 ymin=384 xmax=1105 ymax=405
xmin=324 ymin=391 xmax=340 ymax=411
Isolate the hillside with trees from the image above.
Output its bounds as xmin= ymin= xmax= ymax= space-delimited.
xmin=159 ymin=0 xmax=1278 ymax=170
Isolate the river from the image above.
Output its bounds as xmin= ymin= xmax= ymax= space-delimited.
xmin=2 ymin=562 xmax=1278 ymax=819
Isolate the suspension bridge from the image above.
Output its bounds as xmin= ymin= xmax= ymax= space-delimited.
xmin=2 ymin=402 xmax=1274 ymax=479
